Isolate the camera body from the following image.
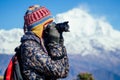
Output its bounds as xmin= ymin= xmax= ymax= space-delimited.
xmin=44 ymin=21 xmax=70 ymax=33
xmin=55 ymin=21 xmax=69 ymax=33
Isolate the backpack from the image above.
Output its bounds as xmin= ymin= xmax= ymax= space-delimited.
xmin=4 ymin=46 xmax=23 ymax=80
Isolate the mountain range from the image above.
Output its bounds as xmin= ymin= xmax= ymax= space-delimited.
xmin=1 ymin=53 xmax=120 ymax=80
xmin=0 ymin=6 xmax=120 ymax=80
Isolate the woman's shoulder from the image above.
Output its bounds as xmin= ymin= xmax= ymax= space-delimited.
xmin=21 ymin=32 xmax=41 ymax=44
xmin=20 ymin=32 xmax=41 ymax=48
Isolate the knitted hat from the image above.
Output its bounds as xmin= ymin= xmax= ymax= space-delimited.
xmin=24 ymin=5 xmax=53 ymax=33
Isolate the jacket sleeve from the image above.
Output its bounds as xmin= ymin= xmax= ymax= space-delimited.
xmin=21 ymin=40 xmax=69 ymax=78
xmin=47 ymin=42 xmax=69 ymax=78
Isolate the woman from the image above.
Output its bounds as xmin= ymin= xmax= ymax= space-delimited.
xmin=20 ymin=5 xmax=69 ymax=80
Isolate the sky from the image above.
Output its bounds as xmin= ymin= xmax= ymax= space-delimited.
xmin=0 ymin=0 xmax=120 ymax=31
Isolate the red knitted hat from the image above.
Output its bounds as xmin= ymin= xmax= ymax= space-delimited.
xmin=24 ymin=5 xmax=53 ymax=32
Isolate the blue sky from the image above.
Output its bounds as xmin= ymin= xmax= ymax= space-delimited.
xmin=0 ymin=0 xmax=120 ymax=31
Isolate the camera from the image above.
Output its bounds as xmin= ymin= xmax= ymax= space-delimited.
xmin=44 ymin=21 xmax=70 ymax=33
xmin=55 ymin=21 xmax=69 ymax=33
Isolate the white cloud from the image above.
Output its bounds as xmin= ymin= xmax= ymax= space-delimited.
xmin=0 ymin=6 xmax=120 ymax=55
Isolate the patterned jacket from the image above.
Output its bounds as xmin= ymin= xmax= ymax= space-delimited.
xmin=20 ymin=32 xmax=69 ymax=80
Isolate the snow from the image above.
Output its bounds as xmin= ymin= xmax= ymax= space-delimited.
xmin=55 ymin=7 xmax=120 ymax=55
xmin=0 ymin=7 xmax=120 ymax=55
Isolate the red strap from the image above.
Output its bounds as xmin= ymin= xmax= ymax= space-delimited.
xmin=5 ymin=58 xmax=13 ymax=80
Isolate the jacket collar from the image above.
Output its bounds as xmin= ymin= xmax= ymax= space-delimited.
xmin=21 ymin=31 xmax=40 ymax=44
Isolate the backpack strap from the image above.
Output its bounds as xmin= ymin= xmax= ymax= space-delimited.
xmin=4 ymin=45 xmax=23 ymax=80
xmin=4 ymin=55 xmax=15 ymax=80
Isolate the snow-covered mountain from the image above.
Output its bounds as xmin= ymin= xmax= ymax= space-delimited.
xmin=55 ymin=7 xmax=120 ymax=56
